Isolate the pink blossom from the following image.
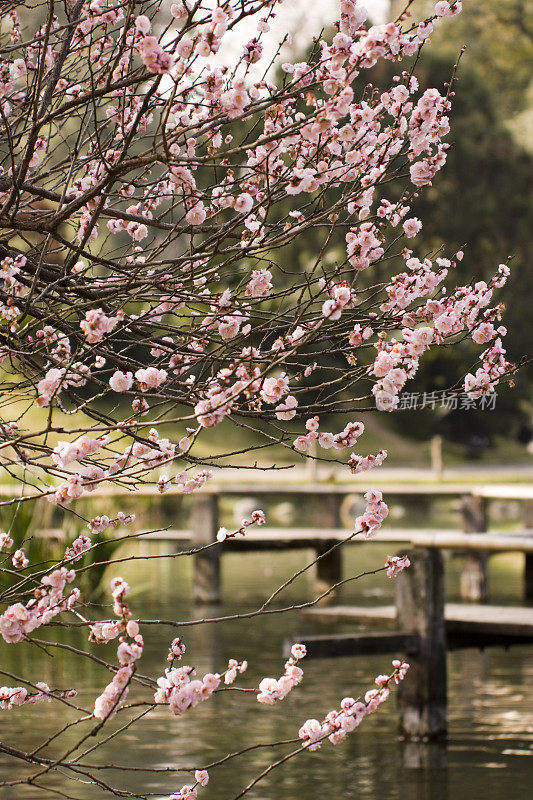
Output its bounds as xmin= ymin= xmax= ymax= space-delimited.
xmin=36 ymin=368 xmax=66 ymax=406
xmin=410 ymin=160 xmax=434 ymax=187
xmin=291 ymin=643 xmax=307 ymax=660
xmin=80 ymin=308 xmax=118 ymax=343
xmin=472 ymin=322 xmax=495 ymax=344
xmin=135 ymin=15 xmax=151 ymax=35
xmin=155 ymin=661 xmax=231 ymax=715
xmin=135 ymin=367 xmax=167 ymax=391
xmin=275 ymin=395 xmax=298 ymax=420
xmin=195 ymin=770 xmax=209 ymax=787
xmin=216 ymin=527 xmax=228 ymax=542
xmin=64 ymin=535 xmax=91 ymax=563
xmin=402 ymin=217 xmax=422 ymax=238
xmin=261 ymin=373 xmax=289 ymax=404
xmin=12 ymin=548 xmax=29 ymax=569
xmin=234 ymin=193 xmax=253 ymax=213
xmin=385 ymin=554 xmax=411 ymax=577
xmin=245 ymin=268 xmax=272 ymax=297
xmin=257 ymin=650 xmax=304 ymax=705
xmin=93 ymin=666 xmax=134 ymax=719
xmin=218 ymin=314 xmax=243 ymax=340
xmin=139 ymin=36 xmax=173 ymax=74
xmin=435 ymin=1 xmax=452 ymax=15
xmin=0 ymin=532 xmax=14 ymax=551
xmin=167 ymin=637 xmax=186 ymax=662
xmin=186 ymin=203 xmax=206 ymax=226
xmin=109 ymin=370 xmax=133 ymax=392
xmin=170 ymin=2 xmax=188 ymax=19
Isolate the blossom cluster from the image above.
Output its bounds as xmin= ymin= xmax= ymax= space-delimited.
xmin=0 ymin=567 xmax=79 ymax=643
xmin=154 ymin=657 xmax=245 ymax=716
xmin=385 ymin=555 xmax=411 ymax=578
xmin=92 ymin=579 xmax=144 ymax=720
xmin=354 ymin=489 xmax=390 ymax=538
xmin=298 ymin=660 xmax=410 ymax=750
xmin=52 ymin=435 xmax=109 ymax=468
xmin=167 ymin=637 xmax=186 ymax=663
xmin=373 ymin=259 xmax=512 ymax=410
xmin=0 ymin=532 xmax=14 ymax=551
xmin=88 ymin=513 xmax=135 ymax=534
xmin=1 ymin=0 xmax=510 ymax=488
xmin=167 ymin=770 xmax=209 ymax=800
xmin=12 ymin=548 xmax=29 ymax=569
xmin=216 ymin=509 xmax=266 ymax=543
xmin=1 ymin=682 xmax=77 ymax=710
xmin=257 ymin=644 xmax=306 ymax=705
xmin=294 ymin=417 xmax=365 ymax=453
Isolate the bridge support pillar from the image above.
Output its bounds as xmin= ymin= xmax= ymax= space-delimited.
xmin=191 ymin=494 xmax=221 ymax=604
xmin=460 ymin=494 xmax=488 ymax=602
xmin=314 ymin=494 xmax=342 ymax=602
xmin=524 ymin=500 xmax=533 ymax=601
xmin=396 ymin=547 xmax=447 ymax=741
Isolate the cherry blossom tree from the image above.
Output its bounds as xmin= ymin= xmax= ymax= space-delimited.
xmin=0 ymin=1 xmax=514 ymax=797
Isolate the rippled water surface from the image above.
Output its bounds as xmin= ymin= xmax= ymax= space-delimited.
xmin=2 ymin=533 xmax=533 ymax=800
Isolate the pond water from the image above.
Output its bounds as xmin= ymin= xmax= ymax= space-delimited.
xmin=2 ymin=526 xmax=533 ymax=800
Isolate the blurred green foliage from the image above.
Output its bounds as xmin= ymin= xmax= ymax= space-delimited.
xmin=262 ymin=19 xmax=533 ymax=446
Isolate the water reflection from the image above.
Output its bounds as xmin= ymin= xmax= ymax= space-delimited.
xmin=1 ymin=543 xmax=532 ymax=799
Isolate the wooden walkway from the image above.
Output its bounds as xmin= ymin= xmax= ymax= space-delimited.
xmin=7 ymin=480 xmax=533 ymax=502
xmin=133 ymin=524 xmax=533 ymax=605
xmin=303 ymin=603 xmax=533 ymax=640
xmin=286 ymin=546 xmax=533 ymax=741
xmin=139 ymin=526 xmax=533 ymax=551
xmin=31 ymin=479 xmax=533 ymax=603
xmin=28 ymin=480 xmax=533 ymax=740
xmin=176 ymin=485 xmax=533 ymax=603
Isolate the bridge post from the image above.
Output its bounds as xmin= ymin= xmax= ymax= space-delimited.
xmin=460 ymin=494 xmax=488 ymax=602
xmin=524 ymin=500 xmax=533 ymax=601
xmin=395 ymin=547 xmax=447 ymax=740
xmin=191 ymin=493 xmax=221 ymax=604
xmin=314 ymin=493 xmax=342 ymax=602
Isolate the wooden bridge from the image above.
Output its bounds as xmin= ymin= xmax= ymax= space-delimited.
xmin=25 ymin=478 xmax=533 ymax=740
xmin=33 ymin=479 xmax=533 ymax=604
xmin=143 ymin=480 xmax=533 ymax=604
xmin=283 ymin=539 xmax=533 ymax=742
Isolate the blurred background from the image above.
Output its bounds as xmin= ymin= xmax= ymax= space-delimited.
xmin=258 ymin=0 xmax=533 ymax=470
xmin=1 ymin=6 xmax=533 ymax=800
xmin=137 ymin=0 xmax=532 ymax=471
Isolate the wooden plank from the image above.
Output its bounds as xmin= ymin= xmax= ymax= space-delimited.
xmin=41 ymin=526 xmax=533 ymax=554
xmin=303 ymin=603 xmax=533 ymax=639
xmin=138 ymin=530 xmax=191 ymax=542
xmin=476 ymin=485 xmax=533 ymax=500
xmin=445 ymin=603 xmax=533 ymax=638
xmin=190 ymin=483 xmax=493 ymax=497
xmin=285 ymin=618 xmax=533 ymax=662
xmin=4 ymin=482 xmax=533 ymax=501
xmin=402 ymin=531 xmax=533 ymax=553
xmin=37 ymin=527 xmax=65 ymax=541
xmin=283 ymin=632 xmax=420 ymax=659
xmin=232 ymin=528 xmax=533 ymax=551
xmin=184 ymin=482 xmax=533 ymax=499
xmin=302 ymin=605 xmax=396 ymax=624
